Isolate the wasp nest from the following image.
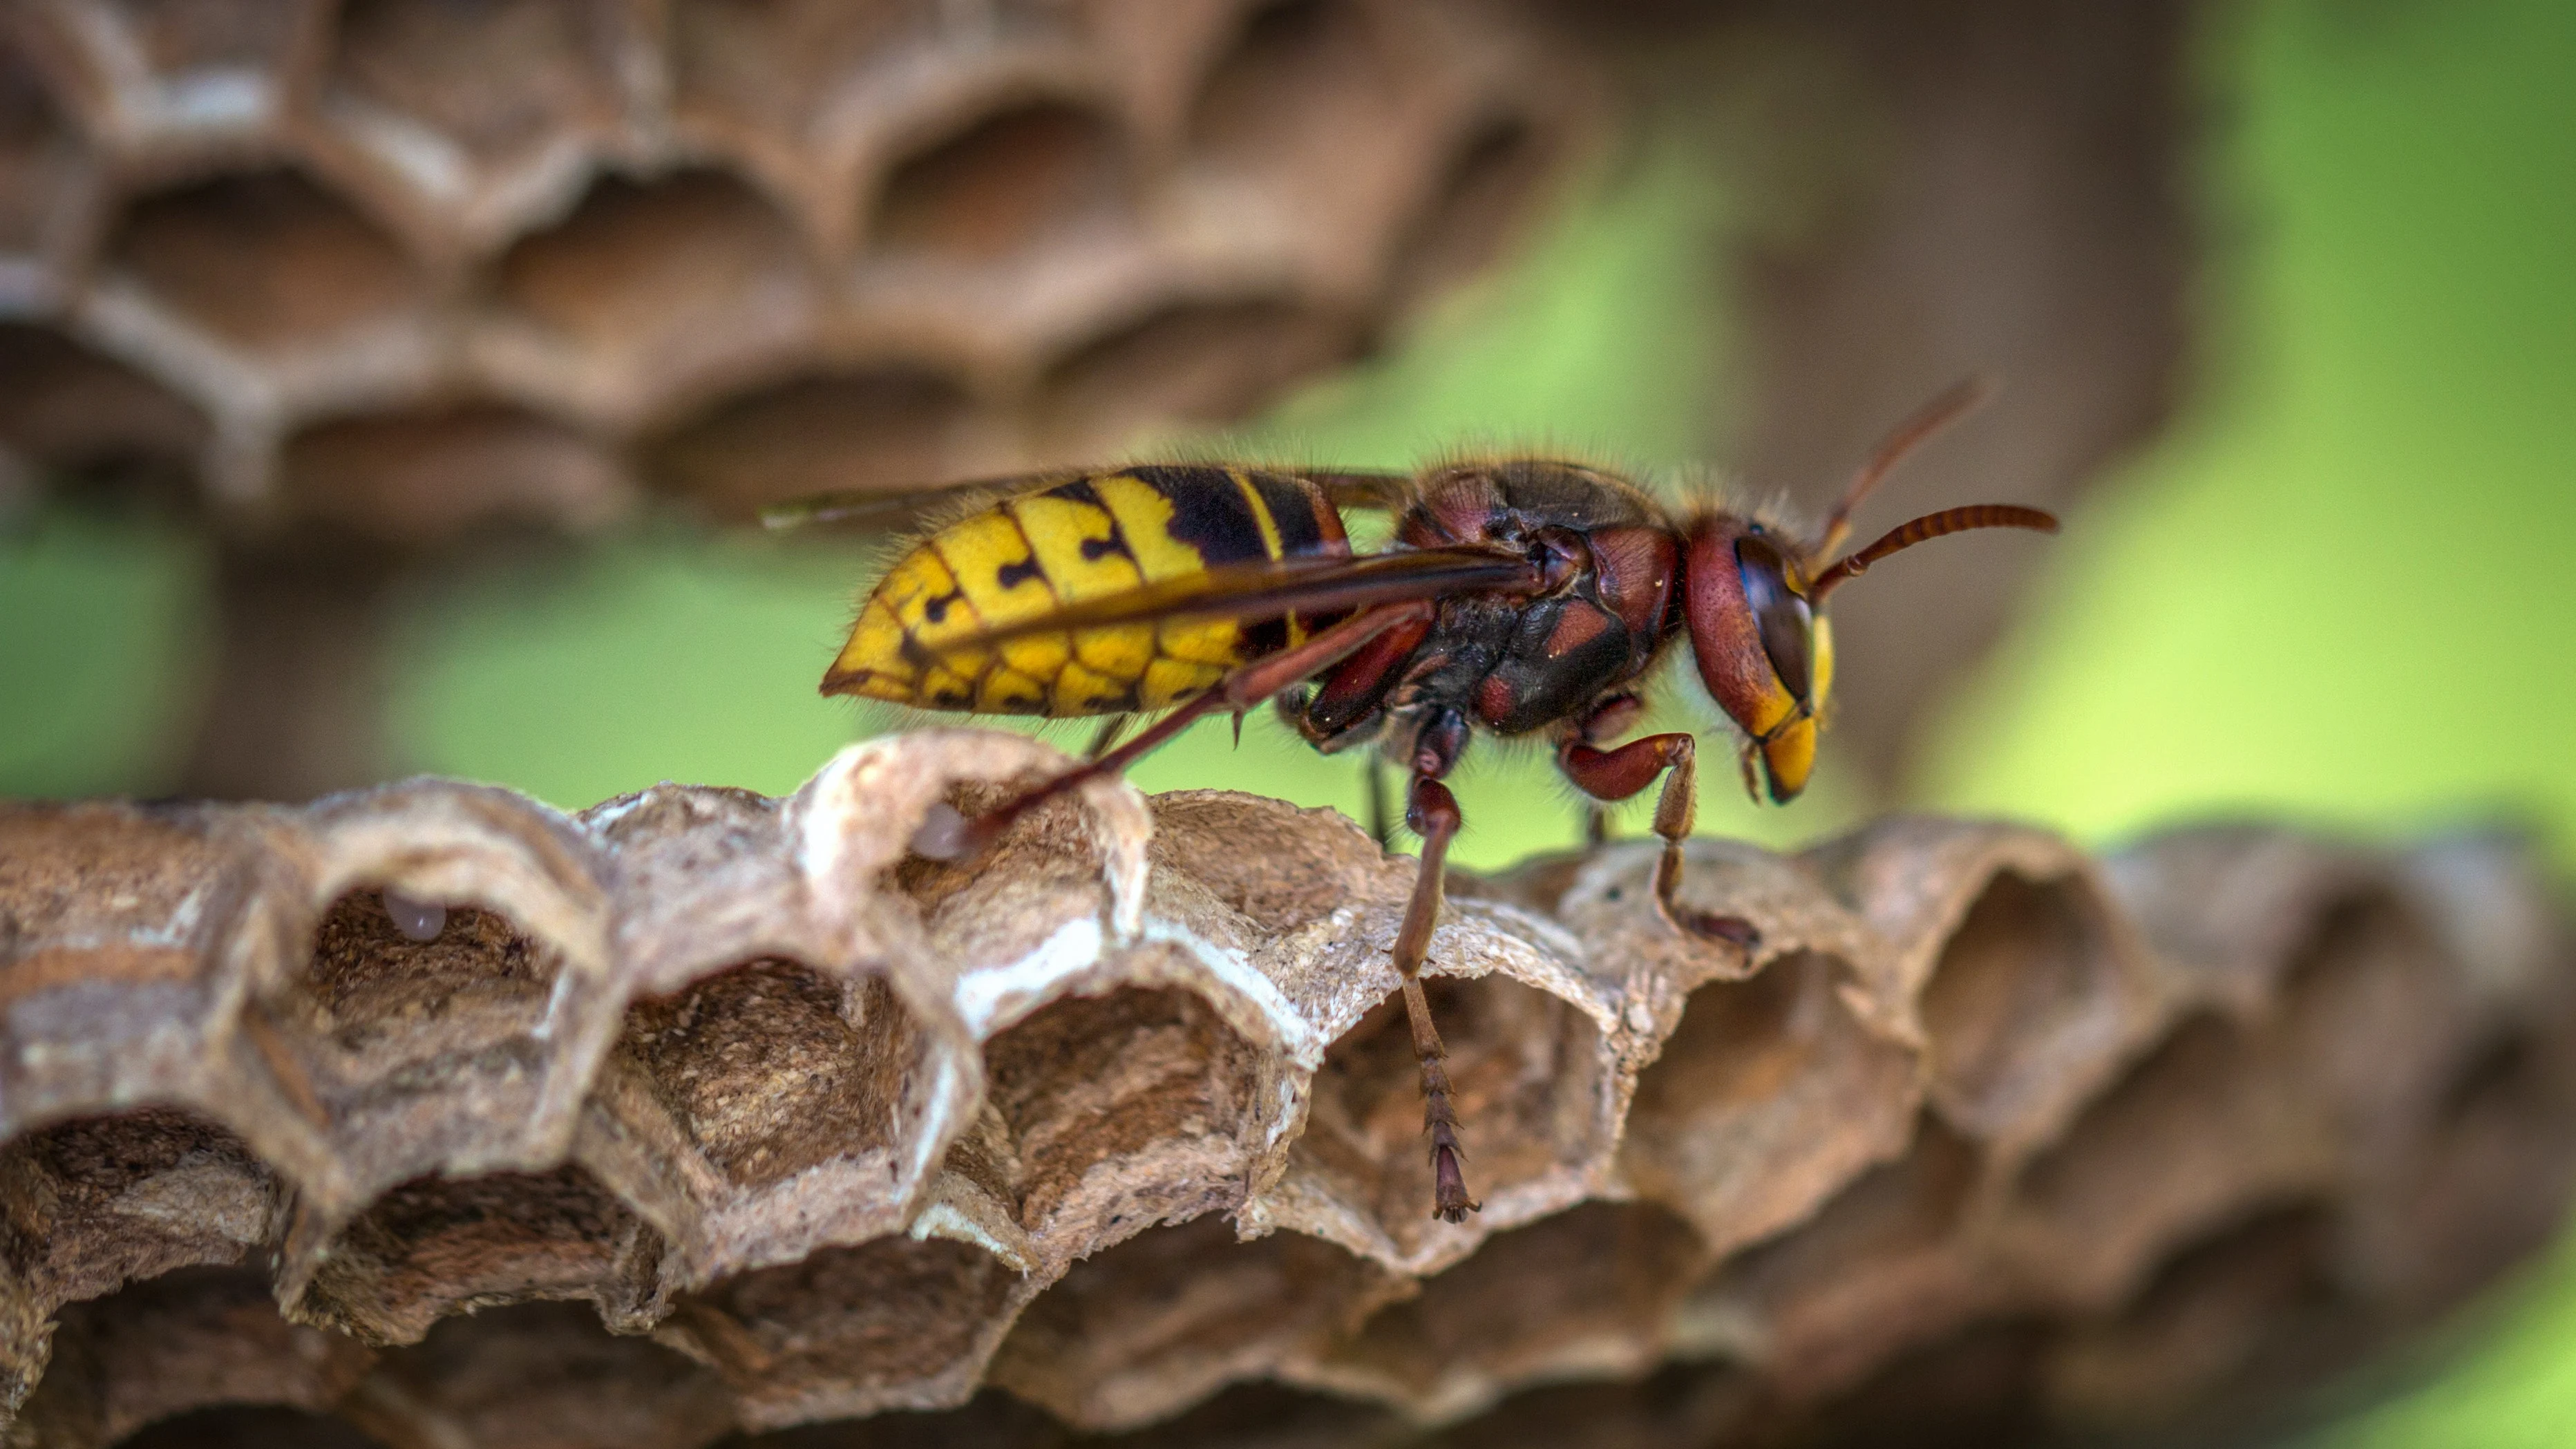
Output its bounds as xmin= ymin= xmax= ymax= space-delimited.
xmin=2 ymin=730 xmax=2570 ymax=1447
xmin=0 ymin=0 xmax=1587 ymax=534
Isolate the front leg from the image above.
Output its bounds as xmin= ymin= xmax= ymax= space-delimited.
xmin=1560 ymin=730 xmax=1759 ymax=949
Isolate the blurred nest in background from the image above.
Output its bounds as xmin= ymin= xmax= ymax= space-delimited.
xmin=0 ymin=0 xmax=1596 ymax=797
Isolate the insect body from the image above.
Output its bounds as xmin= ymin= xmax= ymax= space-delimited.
xmin=824 ymin=466 xmax=1353 ymax=717
xmin=772 ymin=384 xmax=2056 ymax=1224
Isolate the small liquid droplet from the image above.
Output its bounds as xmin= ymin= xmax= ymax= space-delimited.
xmin=383 ymin=889 xmax=446 ymax=942
xmin=909 ymin=803 xmax=971 ymax=862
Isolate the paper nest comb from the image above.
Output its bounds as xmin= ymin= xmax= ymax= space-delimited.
xmin=0 ymin=0 xmax=1587 ymax=536
xmin=3 ymin=729 xmax=2573 ymax=1448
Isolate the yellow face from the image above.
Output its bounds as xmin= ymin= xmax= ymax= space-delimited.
xmin=1724 ymin=531 xmax=1831 ymax=804
xmin=1757 ymin=612 xmax=1831 ymax=801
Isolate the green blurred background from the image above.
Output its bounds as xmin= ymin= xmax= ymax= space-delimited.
xmin=3 ymin=0 xmax=2573 ymax=1441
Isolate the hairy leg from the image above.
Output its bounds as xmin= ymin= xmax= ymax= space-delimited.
xmin=924 ymin=600 xmax=1437 ymax=860
xmin=1391 ymin=771 xmax=1478 ymax=1222
xmin=1560 ymin=730 xmax=1759 ymax=948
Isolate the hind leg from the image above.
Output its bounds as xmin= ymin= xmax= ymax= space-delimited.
xmin=1390 ymin=767 xmax=1478 ymax=1222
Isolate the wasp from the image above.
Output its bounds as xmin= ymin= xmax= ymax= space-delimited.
xmin=766 ymin=382 xmax=2054 ymax=1224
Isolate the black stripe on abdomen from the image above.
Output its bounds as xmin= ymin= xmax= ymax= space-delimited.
xmin=1134 ymin=465 xmax=1270 ymax=566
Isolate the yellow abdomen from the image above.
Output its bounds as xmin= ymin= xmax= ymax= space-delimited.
xmin=823 ymin=466 xmax=1347 ymax=717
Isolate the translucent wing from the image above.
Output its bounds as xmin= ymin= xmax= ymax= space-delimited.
xmin=758 ymin=465 xmax=1419 ymax=534
xmin=919 ymin=544 xmax=1536 ymax=656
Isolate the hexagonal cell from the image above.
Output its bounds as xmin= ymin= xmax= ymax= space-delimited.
xmin=278 ymin=400 xmax=627 ymax=542
xmin=2003 ymin=1014 xmax=2337 ymax=1313
xmin=2375 ymin=1023 xmax=2576 ymax=1312
xmin=2273 ymin=891 xmax=2464 ymax=1138
xmin=1188 ymin=0 xmax=1396 ymax=169
xmin=1314 ymin=1202 xmax=1707 ymax=1419
xmin=0 ymin=40 xmax=97 ymax=305
xmin=291 ymin=1164 xmax=661 ymax=1345
xmin=19 ymin=1265 xmax=373 ymax=1448
xmin=0 ymin=323 xmax=207 ymax=500
xmin=486 ymin=168 xmax=824 ymax=424
xmin=1417 ymin=1360 xmax=1763 ymax=1449
xmin=1621 ymin=950 xmax=1920 ymax=1259
xmin=0 ymin=1108 xmax=275 ymax=1313
xmin=987 ymin=1211 xmax=1396 ymax=1430
xmin=1381 ymin=113 xmax=1547 ymax=313
xmin=33 ymin=0 xmax=321 ymax=151
xmin=625 ymin=962 xmax=925 ymax=1195
xmin=102 ymin=167 xmax=426 ymax=356
xmin=1035 ymin=297 xmax=1354 ymax=450
xmin=868 ymin=100 xmax=1133 ymax=262
xmin=645 ymin=364 xmax=978 ymax=521
xmin=1290 ymin=973 xmax=1609 ymax=1263
xmin=1914 ymin=871 xmax=2132 ymax=1152
xmin=671 ymin=0 xmax=940 ymax=162
xmin=663 ymin=1234 xmax=1021 ymax=1426
xmin=258 ymin=889 xmax=577 ymax=1196
xmin=343 ymin=1301 xmax=733 ymax=1449
xmin=960 ymin=986 xmax=1268 ymax=1245
xmin=2043 ymin=1205 xmax=2341 ymax=1434
xmin=1680 ymin=1113 xmax=1987 ymax=1401
xmin=1090 ymin=1381 xmax=1393 ymax=1449
xmin=1786 ymin=1319 xmax=2055 ymax=1449
xmin=319 ymin=0 xmax=634 ymax=246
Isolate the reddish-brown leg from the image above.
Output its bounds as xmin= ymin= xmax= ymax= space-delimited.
xmin=1560 ymin=732 xmax=1759 ymax=949
xmin=926 ymin=600 xmax=1437 ymax=859
xmin=1392 ymin=772 xmax=1479 ymax=1222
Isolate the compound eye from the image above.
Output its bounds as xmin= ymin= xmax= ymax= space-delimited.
xmin=1734 ymin=533 xmax=1814 ymax=703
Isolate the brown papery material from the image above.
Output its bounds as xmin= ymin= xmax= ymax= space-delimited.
xmin=2 ymin=732 xmax=2570 ymax=1446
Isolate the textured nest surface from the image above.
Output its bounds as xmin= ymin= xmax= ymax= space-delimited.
xmin=2 ymin=730 xmax=2572 ymax=1448
xmin=0 ymin=0 xmax=1587 ymax=538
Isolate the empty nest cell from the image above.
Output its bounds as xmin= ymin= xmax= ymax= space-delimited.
xmin=255 ymin=889 xmax=574 ymax=1192
xmin=289 ymin=1163 xmax=659 ymax=1345
xmin=1915 ymin=870 xmax=2132 ymax=1152
xmin=37 ymin=0 xmax=315 ymax=149
xmin=20 ymin=1265 xmax=372 ymax=1448
xmin=343 ymin=1300 xmax=733 ymax=1449
xmin=670 ymin=0 xmax=940 ymax=155
xmin=489 ymin=168 xmax=823 ymax=419
xmin=1620 ymin=950 xmax=1918 ymax=1258
xmin=325 ymin=0 xmax=629 ymax=177
xmin=0 ymin=324 xmax=207 ymax=500
xmin=1380 ymin=113 xmax=1548 ymax=316
xmin=987 ymin=1210 xmax=1394 ymax=1430
xmin=625 ymin=962 xmax=922 ymax=1196
xmin=103 ymin=169 xmax=424 ymax=355
xmin=2273 ymin=890 xmax=2465 ymax=1139
xmin=1294 ymin=973 xmax=1607 ymax=1258
xmin=279 ymin=401 xmax=626 ymax=542
xmin=1188 ymin=0 xmax=1394 ymax=169
xmin=869 ymin=100 xmax=1133 ymax=263
xmin=2005 ymin=1012 xmax=2336 ymax=1313
xmin=643 ymin=364 xmax=978 ymax=520
xmin=2042 ymin=1204 xmax=2344 ymax=1434
xmin=1034 ymin=297 xmax=1354 ymax=450
xmin=663 ymin=1233 xmax=1021 ymax=1425
xmin=0 ymin=1108 xmax=274 ymax=1314
xmin=0 ymin=42 xmax=93 ymax=290
xmin=963 ymin=985 xmax=1266 ymax=1243
xmin=1315 ymin=1201 xmax=1710 ymax=1419
xmin=1683 ymin=1112 xmax=1989 ymax=1403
